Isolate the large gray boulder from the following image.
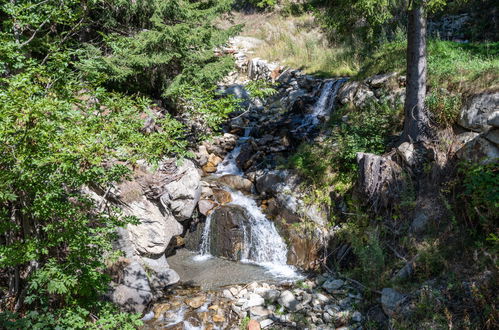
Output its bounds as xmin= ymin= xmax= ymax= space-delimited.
xmin=161 ymin=159 xmax=201 ymax=221
xmin=110 ymin=261 xmax=153 ymax=314
xmin=457 ymin=135 xmax=499 ymax=164
xmin=458 ymin=93 xmax=499 ymax=132
xmin=126 ymin=197 xmax=183 ymax=257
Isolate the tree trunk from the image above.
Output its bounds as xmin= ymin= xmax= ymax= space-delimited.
xmin=402 ymin=2 xmax=430 ymax=143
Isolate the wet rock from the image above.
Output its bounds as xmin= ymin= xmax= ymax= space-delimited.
xmin=212 ymin=314 xmax=225 ymax=323
xmin=185 ymin=295 xmax=206 ymax=309
xmin=278 ymin=290 xmax=301 ymax=312
xmin=219 ymin=175 xmax=254 ymax=193
xmin=212 ymin=188 xmax=232 ymax=204
xmin=198 ymin=199 xmax=218 ymax=216
xmin=236 ymin=141 xmax=258 ymax=170
xmin=209 ymin=205 xmax=249 ymax=260
xmin=161 ymin=159 xmax=201 ymax=221
xmin=459 ymin=93 xmax=499 ymax=132
xmin=381 ymin=288 xmax=406 ymax=317
xmin=202 ymin=164 xmax=218 ymax=173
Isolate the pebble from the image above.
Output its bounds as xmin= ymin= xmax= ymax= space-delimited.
xmin=259 ymin=319 xmax=274 ymax=328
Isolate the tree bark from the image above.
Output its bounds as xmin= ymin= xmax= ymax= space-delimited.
xmin=402 ymin=1 xmax=430 ymax=143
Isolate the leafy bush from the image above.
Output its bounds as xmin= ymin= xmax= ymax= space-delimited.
xmin=426 ymin=89 xmax=462 ymax=127
xmin=459 ymin=162 xmax=499 ymax=248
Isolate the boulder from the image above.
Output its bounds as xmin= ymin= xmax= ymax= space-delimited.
xmin=212 ymin=188 xmax=232 ymax=204
xmin=209 ymin=205 xmax=250 ymax=260
xmin=397 ymin=142 xmax=415 ymax=166
xmin=140 ymin=255 xmax=180 ymax=290
xmin=127 ymin=197 xmax=183 ymax=257
xmin=110 ymin=261 xmax=153 ymax=314
xmin=161 ymin=159 xmax=201 ymax=221
xmin=457 ymin=136 xmax=499 ymax=164
xmin=484 ymin=128 xmax=499 ymax=146
xmin=198 ymin=199 xmax=218 ymax=216
xmin=488 ymin=112 xmax=499 ymax=128
xmin=218 ymin=174 xmax=254 ymax=193
xmin=381 ymin=288 xmax=406 ymax=317
xmin=458 ymin=93 xmax=499 ymax=132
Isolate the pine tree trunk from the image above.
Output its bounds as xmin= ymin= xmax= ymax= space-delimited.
xmin=402 ymin=2 xmax=430 ymax=143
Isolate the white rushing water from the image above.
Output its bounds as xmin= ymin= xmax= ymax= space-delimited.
xmin=229 ymin=190 xmax=300 ymax=278
xmin=195 ymin=126 xmax=301 ymax=278
xmin=296 ymin=78 xmax=347 ymax=131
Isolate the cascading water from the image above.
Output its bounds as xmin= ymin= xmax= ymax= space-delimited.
xmin=294 ymin=78 xmax=347 ymax=132
xmin=194 ymin=79 xmax=346 ymax=279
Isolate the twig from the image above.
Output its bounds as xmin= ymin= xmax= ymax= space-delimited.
xmin=385 ymin=243 xmax=408 ymax=262
xmin=19 ymin=20 xmax=48 ymax=47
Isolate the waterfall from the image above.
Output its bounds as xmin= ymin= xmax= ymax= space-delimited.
xmin=295 ymin=78 xmax=347 ymax=132
xmin=192 ymin=213 xmax=213 ymax=261
xmin=195 ymin=127 xmax=300 ymax=277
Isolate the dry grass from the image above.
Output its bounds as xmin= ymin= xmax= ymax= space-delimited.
xmin=233 ymin=12 xmax=361 ymax=77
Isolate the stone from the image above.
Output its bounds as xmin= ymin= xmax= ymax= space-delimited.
xmin=278 ymin=290 xmax=301 ymax=312
xmin=410 ymin=211 xmax=430 ymax=234
xmin=161 ymin=159 xmax=201 ymax=221
xmin=393 ymin=261 xmax=414 ymax=281
xmin=338 ymin=81 xmax=361 ymax=105
xmin=244 ymin=293 xmax=265 ymax=309
xmin=488 ymin=112 xmax=499 ymax=128
xmin=185 ymin=295 xmax=206 ymax=309
xmin=140 ymin=255 xmax=180 ymax=289
xmin=111 ymin=283 xmax=152 ymax=314
xmin=261 ymin=289 xmax=280 ymax=303
xmin=456 ymin=131 xmax=479 ymax=145
xmin=322 ymin=279 xmax=344 ymax=293
xmin=259 ymin=319 xmax=274 ymax=328
xmin=153 ymin=303 xmax=171 ymax=319
xmin=458 ymin=93 xmax=499 ymax=132
xmin=127 ymin=198 xmax=183 ymax=257
xmin=381 ymin=288 xmax=406 ymax=317
xmin=212 ymin=188 xmax=232 ymax=204
xmin=250 ymin=306 xmax=271 ymax=319
xmin=202 ymin=164 xmax=218 ymax=173
xmin=209 ymin=205 xmax=249 ymax=260
xmin=457 ymin=136 xmax=499 ymax=164
xmin=223 ymin=289 xmax=234 ymax=299
xmin=484 ymin=128 xmax=499 ymax=146
xmin=397 ymin=142 xmax=415 ymax=166
xmin=212 ymin=314 xmax=225 ymax=323
xmin=352 ymin=311 xmax=363 ymax=322
xmin=367 ymin=72 xmax=398 ymax=88
xmin=350 ymin=83 xmax=376 ymax=107
xmin=247 ymin=319 xmax=261 ymax=330
xmin=198 ymin=199 xmax=218 ymax=216
xmin=219 ymin=174 xmax=254 ymax=193
xmin=208 ymin=153 xmax=223 ymax=166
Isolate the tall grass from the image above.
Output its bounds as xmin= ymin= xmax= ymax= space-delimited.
xmin=241 ymin=14 xmax=361 ymax=77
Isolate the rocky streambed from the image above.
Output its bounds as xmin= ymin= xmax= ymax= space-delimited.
xmin=143 ymin=274 xmax=365 ymax=330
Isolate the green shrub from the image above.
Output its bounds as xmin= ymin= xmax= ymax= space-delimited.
xmin=426 ymin=89 xmax=462 ymax=127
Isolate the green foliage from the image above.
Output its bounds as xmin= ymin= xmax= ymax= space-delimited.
xmin=174 ymin=85 xmax=241 ymax=134
xmin=248 ymin=0 xmax=278 ymax=9
xmin=0 ymin=0 xmax=236 ymax=326
xmin=459 ymin=161 xmax=499 ymax=249
xmin=426 ymin=89 xmax=462 ymax=127
xmin=358 ymin=40 xmax=499 ymax=93
xmin=245 ymin=80 xmax=278 ymax=99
